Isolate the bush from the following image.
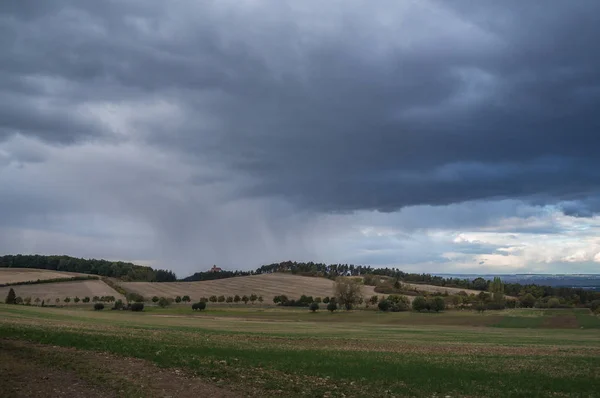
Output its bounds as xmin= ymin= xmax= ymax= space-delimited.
xmin=15 ymin=296 xmax=23 ymax=305
xmin=309 ymin=302 xmax=319 ymax=312
xmin=158 ymin=297 xmax=169 ymax=308
xmin=412 ymin=296 xmax=428 ymax=312
xmin=520 ymin=293 xmax=536 ymax=308
xmin=378 ymin=300 xmax=390 ymax=312
xmin=591 ymin=300 xmax=600 ymax=313
xmin=73 ymin=296 xmax=80 ymax=303
xmin=126 ymin=292 xmax=144 ymax=303
xmin=327 ymin=302 xmax=338 ymax=312
xmin=113 ymin=299 xmax=124 ymax=310
xmin=192 ymin=301 xmax=206 ymax=311
xmin=226 ymin=296 xmax=233 ymax=303
xmin=242 ymin=295 xmax=249 ymax=304
xmin=94 ymin=303 xmax=105 ymax=311
xmin=217 ymin=295 xmax=225 ymax=303
xmin=182 ymin=295 xmax=191 ymax=303
xmin=475 ymin=302 xmax=486 ymax=313
xmin=547 ymin=298 xmax=561 ymax=308
xmin=323 ymin=296 xmax=330 ymax=304
xmin=387 ymin=295 xmax=410 ymax=312
xmin=152 ymin=296 xmax=159 ymax=303
xmin=83 ymin=297 xmax=90 ymax=303
xmin=314 ymin=297 xmax=322 ymax=303
xmin=429 ymin=296 xmax=445 ymax=312
xmin=200 ymin=297 xmax=208 ymax=303
xmin=209 ymin=295 xmax=217 ymax=303
xmin=130 ymin=302 xmax=144 ymax=312
xmin=175 ymin=296 xmax=182 ymax=303
xmin=234 ymin=295 xmax=241 ymax=303
xmin=334 ymin=277 xmax=363 ymax=310
xmin=486 ymin=301 xmax=506 ymax=311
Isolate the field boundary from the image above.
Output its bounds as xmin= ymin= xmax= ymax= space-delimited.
xmin=0 ymin=275 xmax=100 ymax=288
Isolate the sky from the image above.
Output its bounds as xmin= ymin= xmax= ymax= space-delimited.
xmin=1 ymin=1 xmax=600 ymax=277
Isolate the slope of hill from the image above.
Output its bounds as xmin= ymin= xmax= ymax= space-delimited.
xmin=0 ymin=268 xmax=93 ymax=285
xmin=120 ymin=273 xmax=377 ymax=301
xmin=0 ymin=280 xmax=125 ymax=303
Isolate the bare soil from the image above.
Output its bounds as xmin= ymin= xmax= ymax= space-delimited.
xmin=0 ymin=339 xmax=239 ymax=398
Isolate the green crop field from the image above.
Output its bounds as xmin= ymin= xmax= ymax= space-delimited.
xmin=1 ymin=304 xmax=599 ymax=397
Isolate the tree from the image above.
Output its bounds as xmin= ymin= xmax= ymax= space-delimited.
xmin=472 ymin=277 xmax=488 ymax=290
xmin=334 ymin=277 xmax=363 ymax=310
xmin=258 ymin=296 xmax=263 ymax=304
xmin=5 ymin=288 xmax=16 ymax=304
xmin=130 ymin=302 xmax=144 ymax=312
xmin=55 ymin=298 xmax=60 ymax=304
xmin=83 ymin=297 xmax=90 ymax=303
xmin=93 ymin=296 xmax=100 ymax=302
xmin=591 ymin=300 xmax=600 ymax=314
xmin=113 ymin=299 xmax=124 ymax=310
xmin=15 ymin=296 xmax=23 ymax=304
xmin=369 ymin=295 xmax=379 ymax=306
xmin=378 ymin=300 xmax=390 ymax=312
xmin=182 ymin=295 xmax=191 ymax=303
xmin=217 ymin=295 xmax=225 ymax=303
xmin=234 ymin=295 xmax=241 ymax=303
xmin=200 ymin=297 xmax=208 ymax=303
xmin=41 ymin=300 xmax=45 ymax=307
xmin=309 ymin=302 xmax=319 ymax=312
xmin=323 ymin=296 xmax=330 ymax=304
xmin=451 ymin=295 xmax=463 ymax=308
xmin=74 ymin=296 xmax=80 ymax=304
xmin=394 ymin=280 xmax=401 ymax=289
xmin=152 ymin=296 xmax=159 ymax=303
xmin=242 ymin=295 xmax=249 ymax=304
xmin=192 ymin=301 xmax=206 ymax=311
xmin=429 ymin=296 xmax=445 ymax=312
xmin=547 ymin=298 xmax=560 ymax=308
xmin=209 ymin=295 xmax=217 ymax=303
xmin=175 ymin=296 xmax=182 ymax=303
xmin=64 ymin=297 xmax=71 ymax=304
xmin=94 ymin=303 xmax=104 ymax=311
xmin=314 ymin=297 xmax=322 ymax=303
xmin=158 ymin=297 xmax=169 ymax=308
xmin=327 ymin=302 xmax=338 ymax=312
xmin=34 ymin=297 xmax=41 ymax=305
xmin=412 ymin=296 xmax=428 ymax=312
xmin=489 ymin=277 xmax=505 ymax=303
xmin=250 ymin=294 xmax=258 ymax=304
xmin=226 ymin=296 xmax=233 ymax=303
xmin=520 ymin=293 xmax=536 ymax=308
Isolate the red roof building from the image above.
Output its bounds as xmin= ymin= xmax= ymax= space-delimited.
xmin=210 ymin=265 xmax=222 ymax=272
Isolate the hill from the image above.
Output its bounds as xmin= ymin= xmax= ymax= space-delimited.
xmin=0 ymin=279 xmax=125 ymax=303
xmin=0 ymin=268 xmax=92 ymax=285
xmin=119 ymin=273 xmax=377 ymax=301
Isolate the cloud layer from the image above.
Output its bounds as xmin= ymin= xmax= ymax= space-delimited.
xmin=1 ymin=1 xmax=599 ymax=276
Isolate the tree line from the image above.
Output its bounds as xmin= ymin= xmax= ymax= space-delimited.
xmin=0 ymin=254 xmax=176 ymax=282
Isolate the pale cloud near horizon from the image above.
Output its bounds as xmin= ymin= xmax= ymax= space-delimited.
xmin=1 ymin=1 xmax=600 ymax=277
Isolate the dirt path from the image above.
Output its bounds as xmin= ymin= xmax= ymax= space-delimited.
xmin=0 ymin=339 xmax=239 ymax=398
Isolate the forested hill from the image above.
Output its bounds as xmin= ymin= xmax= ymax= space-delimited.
xmin=0 ymin=254 xmax=176 ymax=282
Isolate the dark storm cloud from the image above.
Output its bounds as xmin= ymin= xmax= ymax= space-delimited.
xmin=1 ymin=0 xmax=599 ymax=213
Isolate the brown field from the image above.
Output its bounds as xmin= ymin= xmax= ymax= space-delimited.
xmin=0 ymin=268 xmax=91 ymax=284
xmin=402 ymin=282 xmax=484 ymax=296
xmin=120 ymin=273 xmax=378 ymax=301
xmin=0 ymin=280 xmax=125 ymax=303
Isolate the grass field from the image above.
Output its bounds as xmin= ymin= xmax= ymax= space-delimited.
xmin=1 ymin=304 xmax=598 ymax=397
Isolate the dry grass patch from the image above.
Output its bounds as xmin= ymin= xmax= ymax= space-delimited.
xmin=0 ymin=268 xmax=91 ymax=284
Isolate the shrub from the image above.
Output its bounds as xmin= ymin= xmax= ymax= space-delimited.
xmin=175 ymin=296 xmax=182 ymax=303
xmin=250 ymin=294 xmax=258 ymax=304
xmin=520 ymin=293 xmax=536 ymax=308
xmin=200 ymin=297 xmax=208 ymax=303
xmin=387 ymin=295 xmax=410 ymax=312
xmin=192 ymin=301 xmax=206 ymax=311
xmin=34 ymin=297 xmax=41 ymax=304
xmin=323 ymin=296 xmax=330 ymax=304
xmin=152 ymin=296 xmax=159 ymax=303
xmin=83 ymin=297 xmax=90 ymax=303
xmin=41 ymin=300 xmax=45 ymax=307
xmin=55 ymin=298 xmax=60 ymax=304
xmin=547 ymin=298 xmax=561 ymax=308
xmin=126 ymin=293 xmax=144 ymax=303
xmin=475 ymin=302 xmax=487 ymax=313
xmin=309 ymin=302 xmax=319 ymax=312
xmin=64 ymin=297 xmax=71 ymax=304
xmin=158 ymin=297 xmax=169 ymax=308
xmin=113 ymin=299 xmax=124 ymax=310
xmin=130 ymin=302 xmax=144 ymax=312
xmin=429 ymin=296 xmax=445 ymax=312
xmin=486 ymin=301 xmax=506 ymax=310
xmin=217 ymin=295 xmax=225 ymax=303
xmin=74 ymin=296 xmax=80 ymax=303
xmin=412 ymin=296 xmax=428 ymax=312
xmin=314 ymin=297 xmax=322 ymax=303
xmin=591 ymin=300 xmax=600 ymax=313
xmin=242 ymin=295 xmax=249 ymax=304
xmin=93 ymin=296 xmax=100 ymax=302
xmin=378 ymin=300 xmax=390 ymax=312
xmin=226 ymin=296 xmax=233 ymax=303
xmin=369 ymin=295 xmax=379 ymax=305
xmin=234 ymin=295 xmax=241 ymax=303
xmin=258 ymin=296 xmax=263 ymax=303
xmin=209 ymin=295 xmax=217 ymax=303
xmin=94 ymin=303 xmax=104 ymax=311
xmin=327 ymin=302 xmax=338 ymax=312
xmin=182 ymin=295 xmax=191 ymax=303
xmin=505 ymin=299 xmax=517 ymax=309
xmin=15 ymin=296 xmax=23 ymax=305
